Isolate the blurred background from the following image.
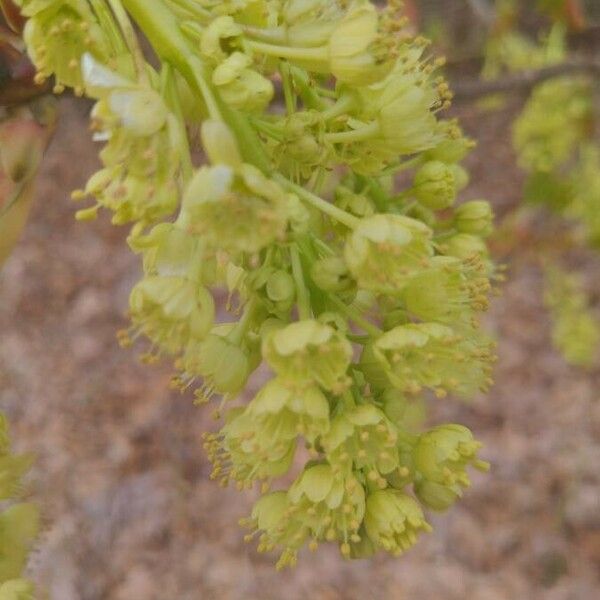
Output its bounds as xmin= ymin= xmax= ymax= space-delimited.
xmin=1 ymin=1 xmax=599 ymax=598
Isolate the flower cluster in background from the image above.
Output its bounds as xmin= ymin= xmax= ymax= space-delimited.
xmin=0 ymin=412 xmax=38 ymax=599
xmin=481 ymin=0 xmax=600 ymax=366
xmin=15 ymin=0 xmax=495 ymax=567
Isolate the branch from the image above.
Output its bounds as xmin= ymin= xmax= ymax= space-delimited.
xmin=451 ymin=59 xmax=600 ymax=101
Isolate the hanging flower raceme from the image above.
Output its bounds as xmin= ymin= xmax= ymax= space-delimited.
xmin=16 ymin=0 xmax=497 ymax=569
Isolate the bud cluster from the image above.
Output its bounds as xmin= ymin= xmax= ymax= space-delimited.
xmin=16 ymin=0 xmax=496 ymax=567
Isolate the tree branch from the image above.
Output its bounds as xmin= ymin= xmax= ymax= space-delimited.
xmin=451 ymin=59 xmax=600 ymax=101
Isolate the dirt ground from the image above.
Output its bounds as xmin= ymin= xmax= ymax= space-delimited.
xmin=0 ymin=97 xmax=599 ymax=600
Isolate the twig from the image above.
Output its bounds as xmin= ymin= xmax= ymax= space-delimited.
xmin=451 ymin=59 xmax=600 ymax=101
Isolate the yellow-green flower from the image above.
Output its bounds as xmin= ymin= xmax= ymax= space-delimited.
xmin=183 ymin=163 xmax=305 ymax=255
xmin=241 ymin=491 xmax=309 ymax=569
xmin=332 ymin=51 xmax=441 ymax=174
xmin=78 ymin=55 xmax=182 ymax=226
xmin=205 ymin=409 xmax=296 ymax=489
xmin=344 ymin=214 xmax=433 ymax=293
xmin=262 ymin=319 xmax=352 ymax=392
xmin=128 ymin=276 xmax=215 ymax=356
xmin=322 ymin=404 xmax=399 ymax=481
xmin=283 ymin=0 xmax=346 ymax=47
xmin=183 ymin=325 xmax=256 ymax=401
xmin=326 ymin=1 xmax=393 ymax=85
xmin=371 ymin=323 xmax=495 ymax=397
xmin=401 ymin=255 xmax=491 ymax=324
xmin=364 ymin=489 xmax=431 ymax=556
xmin=513 ymin=77 xmax=592 ymax=173
xmin=246 ymin=378 xmax=331 ymax=444
xmin=413 ymin=424 xmax=489 ymax=511
xmin=287 ymin=464 xmax=366 ymax=558
xmin=19 ymin=0 xmax=112 ymax=92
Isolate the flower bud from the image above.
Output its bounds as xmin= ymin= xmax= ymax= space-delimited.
xmin=425 ymin=122 xmax=473 ymax=163
xmin=413 ymin=161 xmax=457 ymax=210
xmin=201 ymin=120 xmax=243 ymax=168
xmin=200 ymin=16 xmax=242 ymax=62
xmin=442 ymin=233 xmax=488 ymax=260
xmin=212 ymin=52 xmax=274 ymax=113
xmin=454 ymin=200 xmax=494 ymax=237
xmin=451 ymin=164 xmax=470 ymax=191
xmin=266 ymin=270 xmax=296 ymax=311
xmin=310 ymin=256 xmax=354 ymax=293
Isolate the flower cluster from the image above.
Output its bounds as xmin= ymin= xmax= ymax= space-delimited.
xmin=544 ymin=265 xmax=599 ymax=367
xmin=483 ymin=15 xmax=600 ymax=366
xmin=0 ymin=412 xmax=38 ymax=598
xmin=18 ymin=0 xmax=495 ymax=567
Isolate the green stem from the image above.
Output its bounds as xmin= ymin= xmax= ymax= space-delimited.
xmin=325 ymin=121 xmax=380 ymax=145
xmin=290 ymin=244 xmax=311 ymax=320
xmin=246 ymin=40 xmax=328 ymax=63
xmin=280 ymin=61 xmax=296 ymax=115
xmin=328 ymin=295 xmax=382 ymax=337
xmin=227 ymin=297 xmax=257 ymax=345
xmin=289 ymin=66 xmax=327 ymax=110
xmin=89 ymin=0 xmax=128 ymax=55
xmin=166 ymin=0 xmax=212 ymax=21
xmin=107 ymin=0 xmax=148 ymax=81
xmin=275 ymin=174 xmax=360 ymax=229
xmin=162 ymin=64 xmax=193 ymax=182
xmin=243 ymin=25 xmax=286 ymax=44
xmin=249 ymin=117 xmax=284 ymax=141
xmin=379 ymin=156 xmax=423 ymax=176
xmin=321 ymin=94 xmax=355 ymax=121
xmin=355 ymin=174 xmax=389 ymax=212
